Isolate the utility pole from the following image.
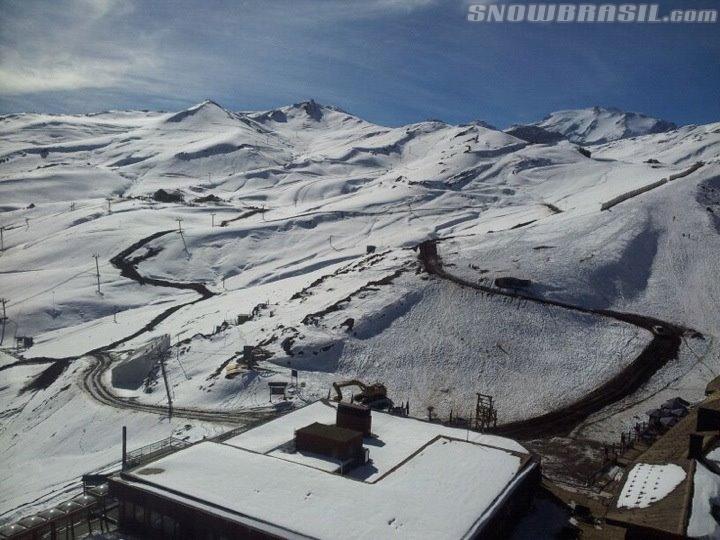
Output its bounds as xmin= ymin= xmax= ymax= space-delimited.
xmin=176 ymin=335 xmax=190 ymax=380
xmin=0 ymin=298 xmax=7 ymax=346
xmin=0 ymin=226 xmax=4 ymax=252
xmin=122 ymin=426 xmax=127 ymax=470
xmin=211 ymin=213 xmax=216 ymax=228
xmin=159 ymin=351 xmax=173 ymax=419
xmin=176 ymin=218 xmax=189 ymax=257
xmin=25 ymin=218 xmax=29 ymax=230
xmin=92 ymin=254 xmax=101 ymax=294
xmin=106 ymin=198 xmax=112 ymax=214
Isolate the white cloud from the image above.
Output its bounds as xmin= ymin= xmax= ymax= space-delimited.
xmin=0 ymin=0 xmax=161 ymax=95
xmin=365 ymin=0 xmax=439 ymax=11
xmin=78 ymin=0 xmax=134 ymax=19
xmin=0 ymin=66 xmax=100 ymax=94
xmin=0 ymin=0 xmax=448 ymax=112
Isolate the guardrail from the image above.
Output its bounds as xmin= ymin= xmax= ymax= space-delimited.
xmin=211 ymin=425 xmax=249 ymax=443
xmin=124 ymin=437 xmax=192 ymax=469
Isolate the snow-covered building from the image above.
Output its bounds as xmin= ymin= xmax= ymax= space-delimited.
xmin=108 ymin=401 xmax=539 ymax=539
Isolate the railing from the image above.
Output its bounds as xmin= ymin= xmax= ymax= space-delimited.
xmin=124 ymin=437 xmax=192 ymax=469
xmin=211 ymin=425 xmax=249 ymax=443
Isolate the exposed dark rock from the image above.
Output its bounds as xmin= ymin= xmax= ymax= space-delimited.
xmin=153 ymin=189 xmax=184 ymax=203
xmin=505 ymin=125 xmax=564 ymax=144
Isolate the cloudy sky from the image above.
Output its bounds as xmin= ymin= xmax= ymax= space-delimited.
xmin=0 ymin=0 xmax=718 ymax=127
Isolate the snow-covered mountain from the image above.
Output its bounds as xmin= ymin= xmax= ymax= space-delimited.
xmin=1 ymin=99 xmax=719 ymax=522
xmin=520 ymin=106 xmax=677 ymax=145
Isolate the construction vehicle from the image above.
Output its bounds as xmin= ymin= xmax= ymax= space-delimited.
xmin=225 ymin=345 xmax=274 ymax=379
xmin=225 ymin=361 xmax=248 ymax=379
xmin=331 ymin=379 xmax=392 ymax=410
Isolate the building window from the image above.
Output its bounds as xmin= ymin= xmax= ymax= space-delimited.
xmin=134 ymin=503 xmax=145 ymax=525
xmin=151 ymin=510 xmax=163 ymax=530
xmin=122 ymin=501 xmax=134 ymax=522
xmin=162 ymin=515 xmax=178 ymax=537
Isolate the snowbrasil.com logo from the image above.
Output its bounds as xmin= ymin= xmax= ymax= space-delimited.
xmin=467 ymin=3 xmax=718 ymax=23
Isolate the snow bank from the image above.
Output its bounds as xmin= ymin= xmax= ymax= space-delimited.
xmin=617 ymin=463 xmax=686 ymax=509
xmin=688 ymin=462 xmax=720 ymax=538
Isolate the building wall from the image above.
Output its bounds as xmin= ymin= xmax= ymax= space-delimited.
xmin=473 ymin=459 xmax=542 ymax=540
xmin=109 ymin=456 xmax=541 ymax=540
xmin=294 ymin=430 xmax=363 ymax=461
xmin=109 ymin=479 xmax=283 ymax=540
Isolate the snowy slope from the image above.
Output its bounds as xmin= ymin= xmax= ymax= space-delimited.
xmin=1 ymin=100 xmax=719 ymax=520
xmin=524 ymin=106 xmax=677 ymax=145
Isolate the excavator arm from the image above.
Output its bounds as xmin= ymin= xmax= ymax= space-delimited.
xmin=332 ymin=379 xmax=369 ymax=402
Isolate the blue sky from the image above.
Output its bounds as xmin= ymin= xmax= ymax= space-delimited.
xmin=0 ymin=0 xmax=718 ymax=127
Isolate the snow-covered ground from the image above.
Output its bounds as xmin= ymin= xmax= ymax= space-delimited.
xmin=0 ymin=350 xmax=231 ymax=523
xmin=688 ymin=461 xmax=720 ymax=538
xmin=1 ymin=100 xmax=719 ymax=521
xmin=518 ymin=106 xmax=677 ymax=145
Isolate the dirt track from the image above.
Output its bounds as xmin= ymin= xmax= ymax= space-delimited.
xmin=81 ymin=351 xmax=277 ymax=425
xmin=5 ymin=230 xmax=274 ymax=427
xmin=417 ymin=241 xmax=693 ymax=438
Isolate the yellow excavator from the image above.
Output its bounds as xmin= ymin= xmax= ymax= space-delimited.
xmin=332 ymin=379 xmax=392 ymax=409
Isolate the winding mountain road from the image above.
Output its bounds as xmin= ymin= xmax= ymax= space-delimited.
xmin=417 ymin=241 xmax=697 ymax=439
xmin=82 ymin=351 xmax=277 ymax=425
xmin=4 ymin=228 xmax=702 ymax=436
xmin=5 ymin=229 xmax=276 ymax=426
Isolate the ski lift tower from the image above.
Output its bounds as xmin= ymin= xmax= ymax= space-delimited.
xmin=474 ymin=393 xmax=498 ymax=431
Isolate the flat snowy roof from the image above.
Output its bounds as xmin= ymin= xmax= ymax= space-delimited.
xmin=117 ymin=401 xmax=535 ymax=539
xmin=225 ymin=400 xmax=528 ymax=482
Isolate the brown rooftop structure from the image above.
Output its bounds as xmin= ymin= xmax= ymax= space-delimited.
xmin=295 ymin=422 xmax=365 ymax=464
xmin=604 ymin=392 xmax=720 ymax=538
xmin=336 ymin=401 xmax=372 ymax=436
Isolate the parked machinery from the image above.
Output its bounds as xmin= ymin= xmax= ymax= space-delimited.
xmin=331 ymin=379 xmax=392 ymax=410
xmin=225 ymin=346 xmax=268 ymax=379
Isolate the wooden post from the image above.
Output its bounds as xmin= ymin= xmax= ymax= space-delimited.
xmin=122 ymin=426 xmax=127 ymax=470
xmin=0 ymin=298 xmax=6 ymax=346
xmin=92 ymin=254 xmax=101 ymax=294
xmin=100 ymin=499 xmax=108 ymax=533
xmin=86 ymin=508 xmax=92 ymax=535
xmin=159 ymin=353 xmax=173 ymax=418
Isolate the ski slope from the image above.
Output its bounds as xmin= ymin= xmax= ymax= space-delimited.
xmin=1 ymin=100 xmax=719 ymax=520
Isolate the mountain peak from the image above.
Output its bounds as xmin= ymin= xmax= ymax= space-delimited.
xmin=251 ymin=100 xmax=352 ymax=125
xmin=532 ymin=107 xmax=676 ymax=144
xmin=165 ymin=99 xmax=235 ymax=124
xmin=294 ymin=99 xmax=324 ymax=121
